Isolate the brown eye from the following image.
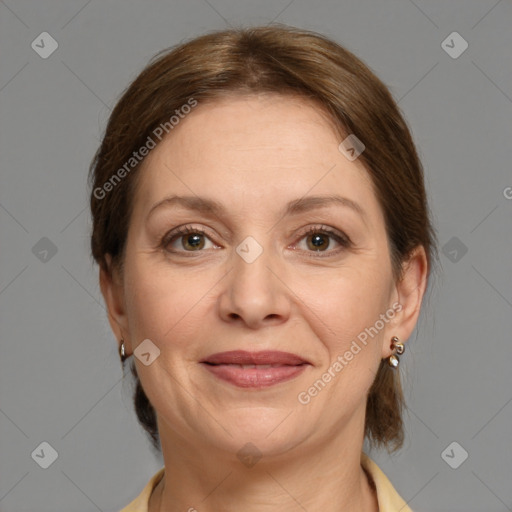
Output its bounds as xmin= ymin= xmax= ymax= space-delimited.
xmin=162 ymin=226 xmax=216 ymax=253
xmin=306 ymin=232 xmax=331 ymax=251
xmin=295 ymin=226 xmax=351 ymax=257
xmin=180 ymin=233 xmax=205 ymax=251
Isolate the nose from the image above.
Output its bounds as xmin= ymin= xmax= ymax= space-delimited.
xmin=217 ymin=241 xmax=291 ymax=330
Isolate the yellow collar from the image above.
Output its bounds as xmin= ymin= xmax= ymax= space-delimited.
xmin=120 ymin=453 xmax=412 ymax=511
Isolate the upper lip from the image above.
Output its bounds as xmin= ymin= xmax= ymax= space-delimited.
xmin=201 ymin=350 xmax=309 ymax=365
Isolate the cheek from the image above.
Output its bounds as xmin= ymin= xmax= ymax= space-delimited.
xmin=299 ymin=266 xmax=391 ymax=348
xmin=297 ymin=271 xmax=389 ymax=414
xmin=124 ymin=255 xmax=213 ymax=348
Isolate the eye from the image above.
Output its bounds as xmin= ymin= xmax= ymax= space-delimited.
xmin=161 ymin=226 xmax=218 ymax=253
xmin=293 ymin=225 xmax=351 ymax=257
xmin=161 ymin=224 xmax=352 ymax=257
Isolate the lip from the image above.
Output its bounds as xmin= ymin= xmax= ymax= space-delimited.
xmin=202 ymin=350 xmax=309 ymax=366
xmin=200 ymin=350 xmax=310 ymax=388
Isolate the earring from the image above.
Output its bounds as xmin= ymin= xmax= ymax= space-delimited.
xmin=388 ymin=336 xmax=405 ymax=368
xmin=119 ymin=339 xmax=127 ymax=363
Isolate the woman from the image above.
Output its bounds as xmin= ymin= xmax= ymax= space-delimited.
xmin=89 ymin=24 xmax=436 ymax=512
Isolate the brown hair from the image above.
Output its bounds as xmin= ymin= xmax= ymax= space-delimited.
xmin=89 ymin=24 xmax=437 ymax=454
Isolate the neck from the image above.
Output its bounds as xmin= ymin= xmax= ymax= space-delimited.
xmin=149 ymin=420 xmax=379 ymax=512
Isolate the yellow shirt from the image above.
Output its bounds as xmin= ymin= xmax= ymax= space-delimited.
xmin=119 ymin=452 xmax=412 ymax=511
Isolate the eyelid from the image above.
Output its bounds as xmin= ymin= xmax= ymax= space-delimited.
xmin=290 ymin=224 xmax=352 ymax=257
xmin=160 ymin=225 xmax=218 ymax=251
xmin=294 ymin=224 xmax=351 ymax=244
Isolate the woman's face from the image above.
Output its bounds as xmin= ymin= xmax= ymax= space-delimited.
xmin=103 ymin=94 xmax=419 ymax=459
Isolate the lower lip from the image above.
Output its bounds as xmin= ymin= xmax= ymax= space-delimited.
xmin=201 ymin=363 xmax=308 ymax=388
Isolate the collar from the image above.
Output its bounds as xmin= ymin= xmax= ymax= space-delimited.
xmin=121 ymin=453 xmax=412 ymax=511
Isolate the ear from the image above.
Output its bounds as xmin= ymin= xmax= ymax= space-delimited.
xmin=383 ymin=245 xmax=429 ymax=358
xmin=99 ymin=254 xmax=131 ymax=354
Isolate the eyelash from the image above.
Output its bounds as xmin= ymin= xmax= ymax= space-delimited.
xmin=160 ymin=224 xmax=352 ymax=258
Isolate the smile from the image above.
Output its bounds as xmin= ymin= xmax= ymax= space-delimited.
xmin=200 ymin=362 xmax=309 ymax=388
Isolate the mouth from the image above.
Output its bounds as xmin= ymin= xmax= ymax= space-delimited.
xmin=200 ymin=350 xmax=310 ymax=388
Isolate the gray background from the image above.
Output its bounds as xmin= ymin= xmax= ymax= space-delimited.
xmin=1 ymin=1 xmax=511 ymax=511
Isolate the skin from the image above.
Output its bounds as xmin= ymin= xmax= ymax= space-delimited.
xmin=100 ymin=93 xmax=428 ymax=512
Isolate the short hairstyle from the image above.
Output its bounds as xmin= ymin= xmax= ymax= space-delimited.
xmin=89 ymin=24 xmax=438 ymax=453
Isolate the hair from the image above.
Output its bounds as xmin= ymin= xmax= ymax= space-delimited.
xmin=89 ymin=24 xmax=438 ymax=454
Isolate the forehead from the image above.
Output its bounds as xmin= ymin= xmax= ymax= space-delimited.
xmin=133 ymin=93 xmax=379 ymax=222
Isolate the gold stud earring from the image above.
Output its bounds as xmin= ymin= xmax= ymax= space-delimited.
xmin=388 ymin=336 xmax=404 ymax=368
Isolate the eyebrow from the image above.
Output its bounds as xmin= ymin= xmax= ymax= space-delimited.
xmin=147 ymin=194 xmax=367 ymax=222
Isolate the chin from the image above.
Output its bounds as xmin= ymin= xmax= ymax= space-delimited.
xmin=207 ymin=409 xmax=309 ymax=457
